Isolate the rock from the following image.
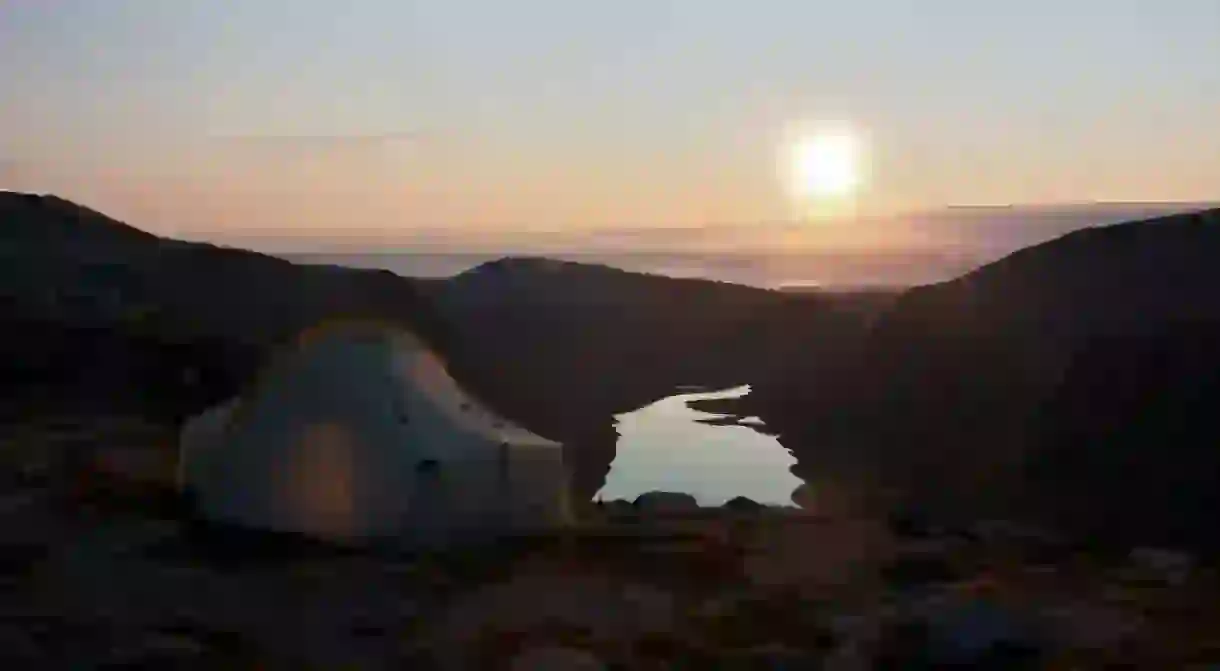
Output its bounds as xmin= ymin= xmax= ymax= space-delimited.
xmin=871 ymin=618 xmax=936 ymax=669
xmin=0 ymin=492 xmax=43 ymax=519
xmin=823 ymin=614 xmax=886 ymax=671
xmin=789 ymin=481 xmax=877 ymax=520
xmin=632 ymin=492 xmax=699 ymax=516
xmin=722 ymin=496 xmax=764 ymax=515
xmin=428 ymin=572 xmax=678 ymax=658
xmin=790 ymin=483 xmax=817 ymax=511
xmin=965 ymin=520 xmax=1074 ymax=565
xmin=114 ymin=632 xmax=208 ymax=661
xmin=827 ymin=614 xmax=872 ymax=640
xmin=914 ymin=596 xmax=1045 ymax=667
xmin=0 ymin=625 xmax=43 ymax=663
xmin=881 ymin=553 xmax=959 ymax=591
xmin=508 ymin=645 xmax=606 ymax=671
xmin=85 ymin=444 xmax=179 ymax=502
xmin=970 ymin=520 xmax=1058 ymax=545
xmin=821 ymin=643 xmax=871 ymax=671
xmin=1037 ymin=600 xmax=1144 ymax=650
xmin=599 ymin=499 xmax=636 ymax=519
xmin=727 ymin=642 xmax=819 ymax=668
xmin=887 ymin=509 xmax=939 ymax=539
xmin=1126 ymin=547 xmax=1195 ymax=586
xmin=690 ymin=594 xmax=739 ymax=622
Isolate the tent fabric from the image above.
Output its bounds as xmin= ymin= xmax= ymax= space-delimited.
xmin=177 ymin=320 xmax=572 ymax=546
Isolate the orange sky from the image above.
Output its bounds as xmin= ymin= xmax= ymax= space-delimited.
xmin=3 ymin=2 xmax=1218 ymax=246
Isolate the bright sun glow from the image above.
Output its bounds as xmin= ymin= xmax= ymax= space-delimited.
xmin=791 ymin=130 xmax=861 ymax=199
xmin=780 ymin=122 xmax=868 ymax=221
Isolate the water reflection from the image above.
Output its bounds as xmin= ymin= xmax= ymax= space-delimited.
xmin=595 ymin=385 xmax=804 ymax=506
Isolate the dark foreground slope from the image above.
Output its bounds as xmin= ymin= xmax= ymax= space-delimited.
xmin=754 ymin=207 xmax=1220 ymax=552
xmin=1025 ymin=322 xmax=1220 ymax=551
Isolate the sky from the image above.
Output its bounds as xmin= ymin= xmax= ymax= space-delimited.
xmin=2 ymin=1 xmax=1218 ymax=245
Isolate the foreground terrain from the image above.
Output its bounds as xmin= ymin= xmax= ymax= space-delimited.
xmin=1 ymin=417 xmax=1218 ymax=668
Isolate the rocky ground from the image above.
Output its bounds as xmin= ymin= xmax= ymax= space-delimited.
xmin=2 ymin=416 xmax=1219 ymax=669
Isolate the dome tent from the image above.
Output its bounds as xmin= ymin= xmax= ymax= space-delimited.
xmin=177 ymin=319 xmax=572 ymax=547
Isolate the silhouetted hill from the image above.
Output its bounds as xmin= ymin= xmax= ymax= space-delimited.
xmin=0 ymin=192 xmax=160 ymax=247
xmin=0 ymin=192 xmax=452 ymax=421
xmin=754 ymin=207 xmax=1220 ymax=553
xmin=432 ymin=256 xmax=872 ymax=498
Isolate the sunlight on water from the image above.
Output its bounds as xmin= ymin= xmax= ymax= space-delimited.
xmin=595 ymin=385 xmax=804 ymax=506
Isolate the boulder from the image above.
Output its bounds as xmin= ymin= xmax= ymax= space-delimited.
xmin=1036 ymin=600 xmax=1144 ymax=651
xmin=633 ymin=492 xmax=699 ymax=516
xmin=881 ymin=553 xmax=960 ymax=591
xmin=909 ymin=595 xmax=1045 ymax=668
xmin=1126 ymin=547 xmax=1195 ymax=586
xmin=722 ymin=496 xmax=765 ymax=515
xmin=598 ymin=499 xmax=636 ymax=520
xmin=509 ymin=646 xmax=606 ymax=671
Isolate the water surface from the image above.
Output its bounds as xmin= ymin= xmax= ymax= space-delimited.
xmin=595 ymin=385 xmax=804 ymax=506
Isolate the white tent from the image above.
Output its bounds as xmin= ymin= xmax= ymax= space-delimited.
xmin=177 ymin=320 xmax=572 ymax=546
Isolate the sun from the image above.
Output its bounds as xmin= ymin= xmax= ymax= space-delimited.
xmin=795 ymin=133 xmax=859 ymax=197
xmin=782 ymin=123 xmax=866 ymax=212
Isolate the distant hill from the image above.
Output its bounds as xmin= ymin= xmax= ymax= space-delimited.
xmin=0 ymin=192 xmax=451 ymax=420
xmin=0 ymin=193 xmax=160 ymax=248
xmin=430 ymin=255 xmax=868 ymax=498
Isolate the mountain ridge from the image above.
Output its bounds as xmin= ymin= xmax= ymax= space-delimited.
xmin=747 ymin=205 xmax=1220 ymax=553
xmin=5 ymin=190 xmax=1220 ymax=553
